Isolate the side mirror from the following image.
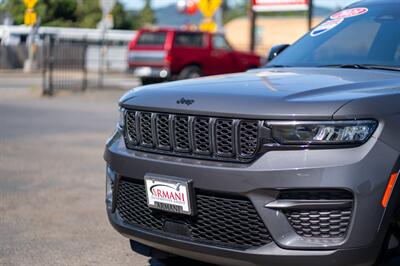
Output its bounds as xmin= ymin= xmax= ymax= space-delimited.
xmin=267 ymin=44 xmax=290 ymax=62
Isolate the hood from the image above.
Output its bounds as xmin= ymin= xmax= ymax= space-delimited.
xmin=120 ymin=67 xmax=400 ymax=119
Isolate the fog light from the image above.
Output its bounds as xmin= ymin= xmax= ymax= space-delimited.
xmin=106 ymin=166 xmax=116 ymax=208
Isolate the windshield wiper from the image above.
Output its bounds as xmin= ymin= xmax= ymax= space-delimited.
xmin=319 ymin=64 xmax=371 ymax=69
xmin=366 ymin=65 xmax=400 ymax=72
xmin=319 ymin=64 xmax=400 ymax=72
xmin=265 ymin=64 xmax=293 ymax=68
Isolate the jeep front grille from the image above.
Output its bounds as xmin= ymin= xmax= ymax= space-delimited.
xmin=124 ymin=110 xmax=262 ymax=162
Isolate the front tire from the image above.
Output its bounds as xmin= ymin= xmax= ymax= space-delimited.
xmin=375 ymin=214 xmax=400 ymax=265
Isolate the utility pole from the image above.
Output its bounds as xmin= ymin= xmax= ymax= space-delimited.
xmin=98 ymin=0 xmax=116 ymax=88
xmin=308 ymin=0 xmax=313 ymax=30
xmin=22 ymin=0 xmax=39 ymax=73
xmin=249 ymin=1 xmax=256 ymax=52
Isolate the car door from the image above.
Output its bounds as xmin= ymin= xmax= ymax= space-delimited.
xmin=171 ymin=32 xmax=207 ymax=75
xmin=209 ymin=34 xmax=236 ymax=75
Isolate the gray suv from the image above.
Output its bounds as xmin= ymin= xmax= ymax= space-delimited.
xmin=104 ymin=0 xmax=400 ymax=265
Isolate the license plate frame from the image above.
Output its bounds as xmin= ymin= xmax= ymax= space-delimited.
xmin=144 ymin=174 xmax=195 ymax=216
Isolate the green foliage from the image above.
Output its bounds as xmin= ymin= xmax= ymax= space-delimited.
xmin=2 ymin=0 xmax=26 ymax=25
xmin=112 ymin=2 xmax=139 ymax=30
xmin=1 ymin=0 xmax=146 ymax=30
xmin=222 ymin=1 xmax=249 ymax=24
xmin=40 ymin=0 xmax=78 ymax=26
xmin=75 ymin=0 xmax=102 ymax=28
xmin=138 ymin=0 xmax=156 ymax=26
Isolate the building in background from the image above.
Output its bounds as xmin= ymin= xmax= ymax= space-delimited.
xmin=224 ymin=4 xmax=336 ymax=55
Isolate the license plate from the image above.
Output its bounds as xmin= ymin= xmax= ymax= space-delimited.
xmin=144 ymin=175 xmax=195 ymax=216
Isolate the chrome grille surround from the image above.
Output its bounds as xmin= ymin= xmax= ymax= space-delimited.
xmin=124 ymin=110 xmax=263 ymax=162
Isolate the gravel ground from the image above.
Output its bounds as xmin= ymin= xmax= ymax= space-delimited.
xmin=0 ymin=88 xmax=149 ymax=266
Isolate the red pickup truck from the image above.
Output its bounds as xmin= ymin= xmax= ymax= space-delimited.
xmin=128 ymin=28 xmax=262 ymax=85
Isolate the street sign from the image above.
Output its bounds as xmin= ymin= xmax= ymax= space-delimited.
xmin=199 ymin=19 xmax=218 ymax=32
xmin=198 ymin=0 xmax=222 ymax=18
xmin=23 ymin=0 xmax=38 ymax=9
xmin=100 ymin=0 xmax=116 ymax=15
xmin=24 ymin=9 xmax=37 ymax=26
xmin=252 ymin=0 xmax=309 ymax=12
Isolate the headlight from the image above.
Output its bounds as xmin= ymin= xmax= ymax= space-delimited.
xmin=118 ymin=107 xmax=125 ymax=129
xmin=267 ymin=120 xmax=377 ymax=146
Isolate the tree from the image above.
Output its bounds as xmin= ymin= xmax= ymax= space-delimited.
xmin=223 ymin=1 xmax=249 ymax=24
xmin=2 ymin=0 xmax=27 ymax=25
xmin=112 ymin=2 xmax=139 ymax=30
xmin=138 ymin=0 xmax=156 ymax=26
xmin=75 ymin=0 xmax=102 ymax=28
xmin=1 ymin=0 xmax=141 ymax=30
xmin=40 ymin=0 xmax=78 ymax=27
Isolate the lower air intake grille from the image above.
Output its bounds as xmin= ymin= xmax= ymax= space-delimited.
xmin=284 ymin=209 xmax=352 ymax=238
xmin=279 ymin=190 xmax=354 ymax=239
xmin=115 ymin=179 xmax=272 ymax=250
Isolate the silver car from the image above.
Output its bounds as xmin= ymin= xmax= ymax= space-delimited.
xmin=105 ymin=0 xmax=400 ymax=265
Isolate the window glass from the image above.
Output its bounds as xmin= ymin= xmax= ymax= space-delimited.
xmin=312 ymin=20 xmax=380 ymax=64
xmin=174 ymin=33 xmax=204 ymax=47
xmin=213 ymin=35 xmax=232 ymax=50
xmin=137 ymin=32 xmax=167 ymax=46
xmin=269 ymin=4 xmax=400 ymax=67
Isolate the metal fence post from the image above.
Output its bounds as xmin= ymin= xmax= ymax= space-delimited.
xmin=48 ymin=35 xmax=54 ymax=96
xmin=98 ymin=37 xmax=105 ymax=88
xmin=42 ymin=35 xmax=51 ymax=96
xmin=82 ymin=37 xmax=88 ymax=91
xmin=0 ymin=46 xmax=3 ymax=69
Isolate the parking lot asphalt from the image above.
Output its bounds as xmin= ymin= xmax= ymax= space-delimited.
xmin=0 ymin=86 xmax=151 ymax=266
xmin=2 ymin=76 xmax=400 ymax=266
xmin=0 ymin=79 xmax=218 ymax=266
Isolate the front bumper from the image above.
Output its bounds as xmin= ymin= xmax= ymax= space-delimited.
xmin=104 ymin=130 xmax=399 ymax=266
xmin=109 ymin=212 xmax=379 ymax=266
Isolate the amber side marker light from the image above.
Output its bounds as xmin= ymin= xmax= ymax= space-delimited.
xmin=382 ymin=172 xmax=399 ymax=208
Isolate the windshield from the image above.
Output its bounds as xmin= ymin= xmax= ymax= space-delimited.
xmin=269 ymin=3 xmax=400 ymax=68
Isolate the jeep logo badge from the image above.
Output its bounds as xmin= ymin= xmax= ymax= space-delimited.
xmin=176 ymin=98 xmax=195 ymax=106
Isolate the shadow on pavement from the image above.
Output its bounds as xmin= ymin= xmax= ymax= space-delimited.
xmin=147 ymin=256 xmax=400 ymax=266
xmin=149 ymin=257 xmax=217 ymax=266
xmin=380 ymin=257 xmax=400 ymax=265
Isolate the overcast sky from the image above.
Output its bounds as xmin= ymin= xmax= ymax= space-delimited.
xmin=120 ymin=0 xmax=359 ymax=10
